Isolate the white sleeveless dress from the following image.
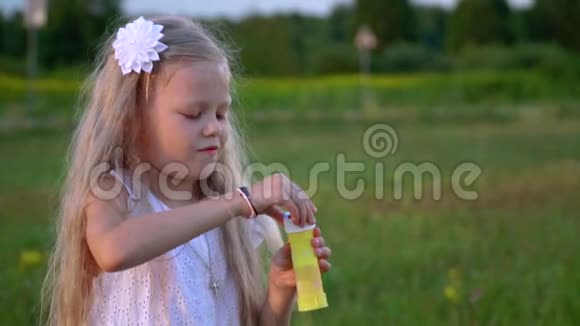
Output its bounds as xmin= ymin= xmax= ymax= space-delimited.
xmin=88 ymin=169 xmax=266 ymax=325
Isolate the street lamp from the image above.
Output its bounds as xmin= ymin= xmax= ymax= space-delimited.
xmin=24 ymin=0 xmax=47 ymax=115
xmin=355 ymin=25 xmax=378 ymax=115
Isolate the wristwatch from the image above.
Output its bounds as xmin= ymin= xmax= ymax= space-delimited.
xmin=237 ymin=186 xmax=258 ymax=218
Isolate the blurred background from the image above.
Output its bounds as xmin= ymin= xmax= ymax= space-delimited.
xmin=1 ymin=0 xmax=579 ymax=324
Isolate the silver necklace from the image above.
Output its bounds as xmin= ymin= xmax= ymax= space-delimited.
xmin=188 ymin=231 xmax=220 ymax=296
xmin=150 ymin=190 xmax=221 ymax=295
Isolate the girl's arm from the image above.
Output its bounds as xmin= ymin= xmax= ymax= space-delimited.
xmin=259 ymin=282 xmax=297 ymax=326
xmin=85 ymin=182 xmax=251 ymax=272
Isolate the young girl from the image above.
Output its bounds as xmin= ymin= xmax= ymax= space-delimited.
xmin=42 ymin=16 xmax=331 ymax=325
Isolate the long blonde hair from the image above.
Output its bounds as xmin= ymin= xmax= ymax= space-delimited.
xmin=41 ymin=16 xmax=283 ymax=325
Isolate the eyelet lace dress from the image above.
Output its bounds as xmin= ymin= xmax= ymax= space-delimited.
xmin=88 ymin=169 xmax=266 ymax=325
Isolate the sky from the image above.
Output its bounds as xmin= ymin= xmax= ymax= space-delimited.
xmin=1 ymin=0 xmax=534 ymax=18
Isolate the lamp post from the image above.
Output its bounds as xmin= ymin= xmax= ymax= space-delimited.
xmin=354 ymin=25 xmax=377 ymax=115
xmin=24 ymin=0 xmax=47 ymax=116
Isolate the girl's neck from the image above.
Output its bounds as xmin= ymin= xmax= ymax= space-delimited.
xmin=143 ymin=166 xmax=204 ymax=209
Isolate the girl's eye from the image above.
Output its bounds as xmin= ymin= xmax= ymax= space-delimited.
xmin=182 ymin=112 xmax=201 ymax=120
xmin=216 ymin=113 xmax=226 ymax=120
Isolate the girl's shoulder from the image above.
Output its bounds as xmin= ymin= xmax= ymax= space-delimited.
xmin=85 ymin=169 xmax=131 ymax=216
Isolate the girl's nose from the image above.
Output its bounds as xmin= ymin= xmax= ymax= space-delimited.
xmin=202 ymin=115 xmax=222 ymax=137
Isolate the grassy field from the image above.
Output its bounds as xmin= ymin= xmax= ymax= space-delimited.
xmin=1 ymin=118 xmax=579 ymax=325
xmin=2 ymin=70 xmax=580 ymax=122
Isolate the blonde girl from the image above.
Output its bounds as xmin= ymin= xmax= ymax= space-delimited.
xmin=42 ymin=15 xmax=331 ymax=325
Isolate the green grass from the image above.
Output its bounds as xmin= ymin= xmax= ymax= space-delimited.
xmin=2 ymin=70 xmax=580 ymax=121
xmin=1 ymin=119 xmax=580 ymax=325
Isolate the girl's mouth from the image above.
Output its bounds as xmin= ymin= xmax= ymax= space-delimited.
xmin=198 ymin=146 xmax=219 ymax=154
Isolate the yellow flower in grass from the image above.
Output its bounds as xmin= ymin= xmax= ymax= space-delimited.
xmin=444 ymin=267 xmax=462 ymax=304
xmin=444 ymin=285 xmax=460 ymax=304
xmin=20 ymin=250 xmax=42 ymax=266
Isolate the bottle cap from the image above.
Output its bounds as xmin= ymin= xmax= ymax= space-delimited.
xmin=283 ymin=211 xmax=316 ymax=233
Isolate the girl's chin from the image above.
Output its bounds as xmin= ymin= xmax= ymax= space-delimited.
xmin=187 ymin=160 xmax=219 ymax=177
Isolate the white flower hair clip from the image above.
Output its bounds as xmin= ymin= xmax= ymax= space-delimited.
xmin=112 ymin=16 xmax=168 ymax=75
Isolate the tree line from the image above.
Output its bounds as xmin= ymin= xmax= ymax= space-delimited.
xmin=0 ymin=0 xmax=578 ymax=76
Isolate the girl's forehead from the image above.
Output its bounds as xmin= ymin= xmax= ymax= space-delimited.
xmin=155 ymin=61 xmax=231 ymax=104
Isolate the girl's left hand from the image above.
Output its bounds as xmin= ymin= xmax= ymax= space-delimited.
xmin=268 ymin=227 xmax=332 ymax=291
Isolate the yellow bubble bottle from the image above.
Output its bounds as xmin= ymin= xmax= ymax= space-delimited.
xmin=283 ymin=211 xmax=328 ymax=312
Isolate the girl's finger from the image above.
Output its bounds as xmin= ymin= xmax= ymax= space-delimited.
xmin=282 ymin=199 xmax=300 ymax=225
xmin=290 ymin=183 xmax=311 ymax=226
xmin=311 ymin=236 xmax=325 ymax=248
xmin=298 ymin=201 xmax=309 ymax=226
xmin=304 ymin=202 xmax=314 ymax=226
xmin=285 ymin=185 xmax=304 ymax=225
xmin=265 ymin=205 xmax=286 ymax=224
xmin=279 ymin=179 xmax=300 ymax=224
xmin=306 ymin=200 xmax=317 ymax=222
xmin=307 ymin=200 xmax=317 ymax=214
xmin=311 ymin=201 xmax=318 ymax=213
xmin=318 ymin=259 xmax=331 ymax=273
xmin=300 ymin=195 xmax=316 ymax=224
xmin=313 ymin=227 xmax=322 ymax=237
xmin=315 ymin=247 xmax=331 ymax=259
xmin=302 ymin=195 xmax=316 ymax=224
xmin=289 ymin=197 xmax=307 ymax=226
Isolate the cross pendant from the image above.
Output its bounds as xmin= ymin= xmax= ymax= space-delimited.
xmin=210 ymin=280 xmax=220 ymax=296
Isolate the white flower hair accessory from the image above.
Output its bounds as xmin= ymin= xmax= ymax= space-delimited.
xmin=112 ymin=16 xmax=168 ymax=75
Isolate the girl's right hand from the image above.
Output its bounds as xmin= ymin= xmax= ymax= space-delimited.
xmin=249 ymin=173 xmax=317 ymax=226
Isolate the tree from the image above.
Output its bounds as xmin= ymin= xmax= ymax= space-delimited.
xmin=229 ymin=14 xmax=302 ymax=76
xmin=447 ymin=0 xmax=512 ymax=51
xmin=414 ymin=6 xmax=449 ymax=51
xmin=529 ymin=0 xmax=580 ymax=52
xmin=1 ymin=12 xmax=26 ymax=58
xmin=39 ymin=0 xmax=121 ymax=67
xmin=328 ymin=4 xmax=356 ymax=44
xmin=0 ymin=12 xmax=4 ymax=54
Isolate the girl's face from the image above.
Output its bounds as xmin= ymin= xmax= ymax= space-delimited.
xmin=140 ymin=61 xmax=231 ymax=183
